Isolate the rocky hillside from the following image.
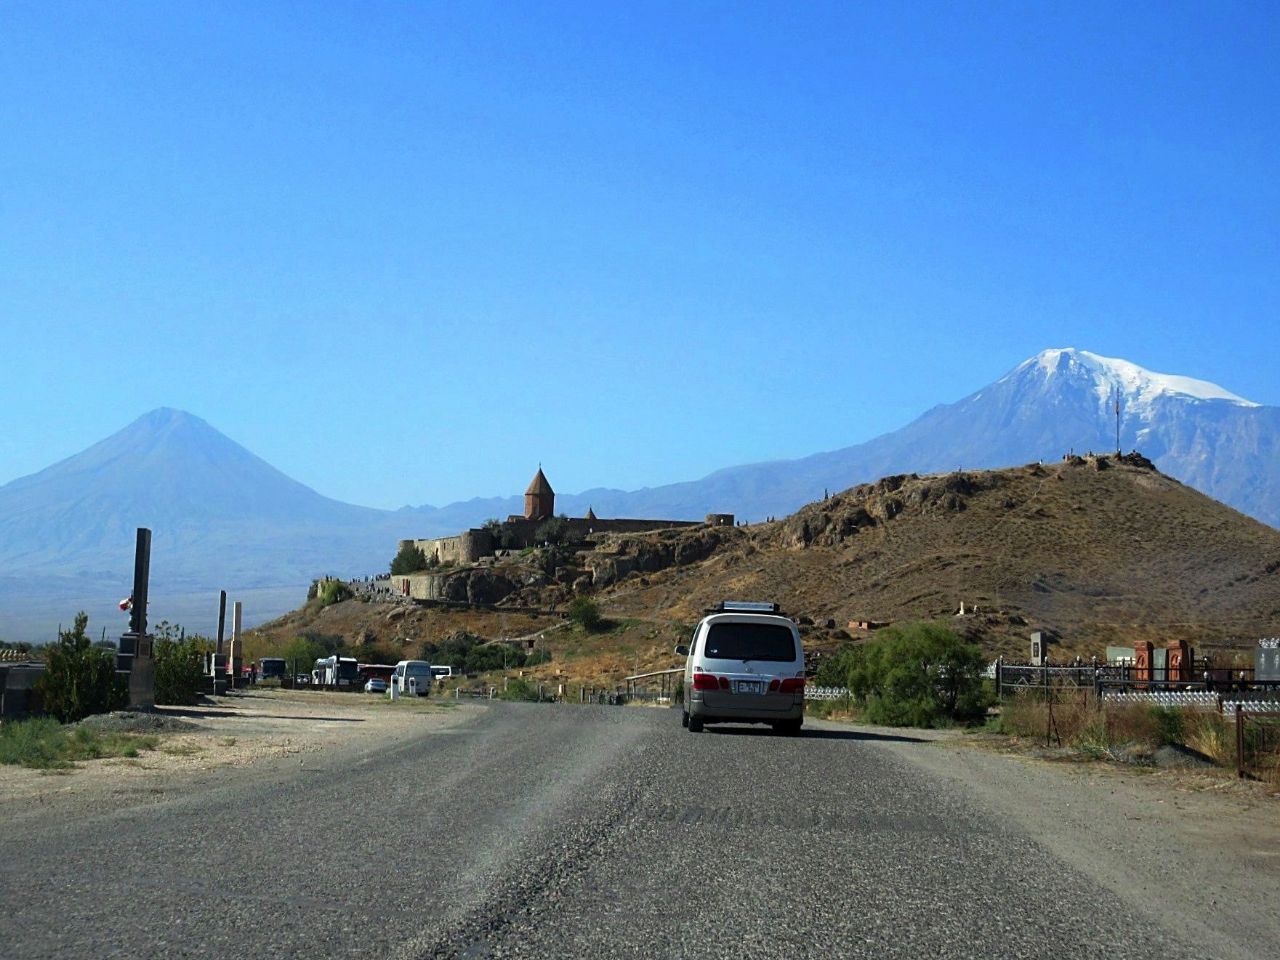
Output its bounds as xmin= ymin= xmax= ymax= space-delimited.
xmin=253 ymin=453 xmax=1280 ymax=665
xmin=593 ymin=453 xmax=1280 ymax=657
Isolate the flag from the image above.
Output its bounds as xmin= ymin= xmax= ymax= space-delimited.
xmin=119 ymin=596 xmax=133 ymax=612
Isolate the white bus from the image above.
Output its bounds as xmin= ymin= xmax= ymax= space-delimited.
xmin=314 ymin=655 xmax=360 ymax=690
xmin=392 ymin=660 xmax=434 ymax=697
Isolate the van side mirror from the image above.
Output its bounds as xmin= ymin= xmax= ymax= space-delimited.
xmin=674 ymin=644 xmax=689 ymax=657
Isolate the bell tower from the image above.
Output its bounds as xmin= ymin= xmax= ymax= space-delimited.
xmin=524 ymin=467 xmax=554 ymax=521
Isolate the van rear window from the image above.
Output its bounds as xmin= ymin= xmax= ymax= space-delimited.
xmin=702 ymin=623 xmax=796 ymax=662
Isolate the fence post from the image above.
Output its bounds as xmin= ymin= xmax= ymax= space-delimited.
xmin=995 ymin=657 xmax=1002 ymax=701
xmin=1236 ymin=709 xmax=1246 ymax=779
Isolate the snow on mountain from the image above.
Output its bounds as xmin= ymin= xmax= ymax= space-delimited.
xmin=549 ymin=348 xmax=1280 ymax=529
xmin=1014 ymin=348 xmax=1258 ymax=413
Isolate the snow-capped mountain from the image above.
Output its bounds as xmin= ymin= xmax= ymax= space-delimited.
xmin=551 ymin=348 xmax=1280 ymax=527
xmin=1005 ymin=348 xmax=1258 ymax=414
xmin=1 ymin=349 xmax=1275 ymax=641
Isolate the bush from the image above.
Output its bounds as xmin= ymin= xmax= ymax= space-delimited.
xmin=35 ymin=613 xmax=128 ymax=723
xmin=318 ymin=579 xmax=354 ymax=606
xmin=567 ymin=597 xmax=604 ymax=632
xmin=499 ymin=677 xmax=541 ymax=701
xmin=830 ymin=621 xmax=990 ymax=727
xmin=465 ymin=643 xmax=524 ymax=673
xmin=154 ymin=637 xmax=207 ymax=705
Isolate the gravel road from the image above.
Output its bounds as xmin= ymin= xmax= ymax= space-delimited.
xmin=0 ymin=703 xmax=1270 ymax=959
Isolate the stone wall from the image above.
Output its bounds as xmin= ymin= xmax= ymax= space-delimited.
xmin=405 ymin=517 xmax=708 ymax=568
xmin=407 ymin=527 xmax=495 ymax=565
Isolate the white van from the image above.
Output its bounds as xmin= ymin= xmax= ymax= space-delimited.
xmin=392 ymin=660 xmax=434 ymax=697
xmin=430 ymin=665 xmax=454 ymax=681
xmin=676 ymin=601 xmax=805 ymax=735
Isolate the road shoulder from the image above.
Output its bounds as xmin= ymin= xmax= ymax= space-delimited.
xmin=806 ymin=717 xmax=1280 ymax=960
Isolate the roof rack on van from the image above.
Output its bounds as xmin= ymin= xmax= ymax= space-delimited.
xmin=706 ymin=600 xmax=781 ymax=614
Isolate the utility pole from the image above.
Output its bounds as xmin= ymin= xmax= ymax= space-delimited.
xmin=1114 ymin=386 xmax=1122 ymax=456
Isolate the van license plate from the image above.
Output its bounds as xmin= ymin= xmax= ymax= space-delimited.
xmin=736 ymin=681 xmax=763 ymax=694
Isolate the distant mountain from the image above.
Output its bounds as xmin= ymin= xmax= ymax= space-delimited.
xmin=2 ymin=349 xmax=1276 ymax=641
xmin=0 ymin=409 xmax=411 ymax=640
xmin=530 ymin=348 xmax=1280 ymax=528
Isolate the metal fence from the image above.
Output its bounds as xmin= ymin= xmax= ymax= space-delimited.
xmin=993 ymin=660 xmax=1280 ymax=701
xmin=1236 ymin=711 xmax=1280 ymax=783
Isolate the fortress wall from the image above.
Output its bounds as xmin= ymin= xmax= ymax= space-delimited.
xmin=412 ymin=528 xmax=495 ymax=565
xmin=404 ymin=517 xmax=711 ymax=566
xmin=411 ymin=535 xmax=466 ymax=565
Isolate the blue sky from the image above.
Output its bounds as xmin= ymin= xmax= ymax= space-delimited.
xmin=2 ymin=1 xmax=1276 ymax=508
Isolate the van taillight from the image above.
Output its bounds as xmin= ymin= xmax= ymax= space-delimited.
xmin=691 ymin=673 xmax=719 ymax=691
xmin=779 ymin=677 xmax=805 ymax=694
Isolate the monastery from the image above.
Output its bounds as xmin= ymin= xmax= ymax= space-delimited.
xmin=399 ymin=467 xmax=733 ymax=566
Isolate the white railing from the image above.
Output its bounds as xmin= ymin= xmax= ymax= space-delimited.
xmin=1102 ymin=690 xmax=1280 ymax=716
xmin=805 ymin=686 xmax=850 ymax=701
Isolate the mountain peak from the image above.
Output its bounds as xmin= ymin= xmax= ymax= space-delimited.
xmin=1012 ymin=348 xmax=1258 ymax=410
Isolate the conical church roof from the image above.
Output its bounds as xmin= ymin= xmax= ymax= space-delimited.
xmin=525 ymin=468 xmax=554 ymax=496
xmin=585 ymin=507 xmax=597 ymax=521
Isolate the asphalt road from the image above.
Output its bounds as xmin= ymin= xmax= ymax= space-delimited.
xmin=0 ymin=704 xmax=1233 ymax=959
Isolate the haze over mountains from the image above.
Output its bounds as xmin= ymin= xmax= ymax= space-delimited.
xmin=1 ymin=348 xmax=1276 ymax=641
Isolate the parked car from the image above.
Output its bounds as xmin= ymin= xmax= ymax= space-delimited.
xmin=676 ymin=601 xmax=805 ymax=735
xmin=364 ymin=677 xmax=388 ymax=694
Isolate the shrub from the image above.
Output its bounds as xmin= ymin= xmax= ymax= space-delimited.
xmin=154 ymin=637 xmax=207 ymax=705
xmin=832 ymin=621 xmax=990 ymax=727
xmin=318 ymin=579 xmax=354 ymax=606
xmin=499 ymin=677 xmax=541 ymax=701
xmin=1149 ymin=706 xmax=1185 ymax=745
xmin=567 ymin=597 xmax=604 ymax=632
xmin=35 ymin=613 xmax=128 ymax=723
xmin=464 ymin=643 xmax=524 ymax=673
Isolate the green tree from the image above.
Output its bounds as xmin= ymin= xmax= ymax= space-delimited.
xmin=535 ymin=516 xmax=570 ymax=546
xmin=35 ymin=613 xmax=128 ymax=723
xmin=282 ymin=636 xmax=326 ymax=683
xmin=390 ymin=543 xmax=430 ymax=575
xmin=567 ymin=596 xmax=604 ymax=632
xmin=833 ymin=621 xmax=990 ymax=727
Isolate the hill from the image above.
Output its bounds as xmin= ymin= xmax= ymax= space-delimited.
xmin=250 ymin=454 xmax=1280 ymax=675
xmin=5 ymin=346 xmax=1278 ymax=643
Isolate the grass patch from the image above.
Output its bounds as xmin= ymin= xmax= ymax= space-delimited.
xmin=0 ymin=718 xmax=159 ymax=770
xmin=997 ymin=693 xmax=1280 ymax=778
xmin=160 ymin=742 xmax=204 ymax=757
